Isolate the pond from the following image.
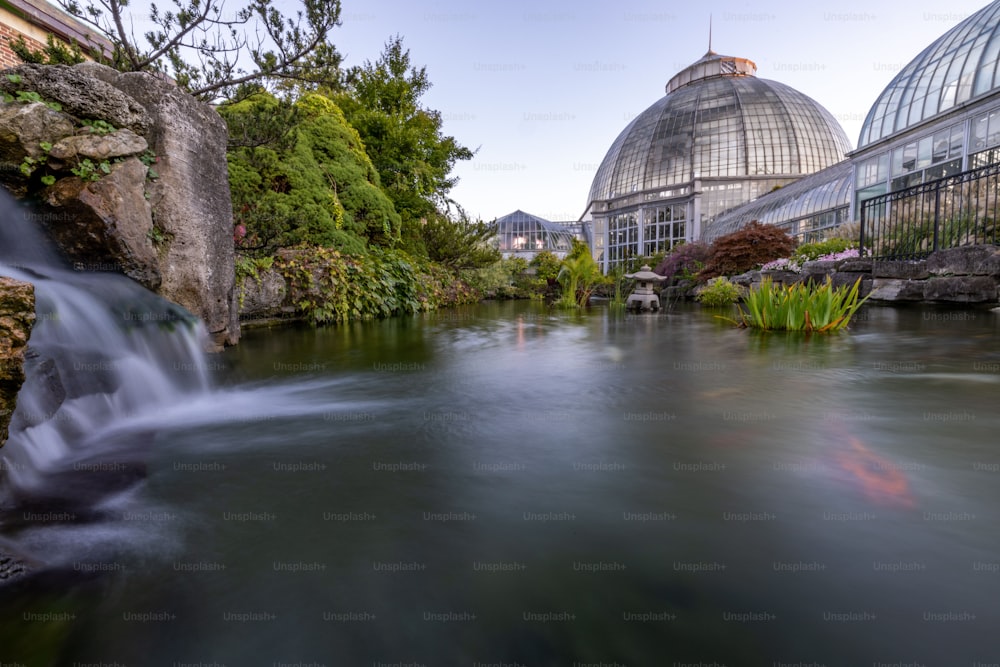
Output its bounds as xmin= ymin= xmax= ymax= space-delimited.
xmin=2 ymin=299 xmax=1000 ymax=665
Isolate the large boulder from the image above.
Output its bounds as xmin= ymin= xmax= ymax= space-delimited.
xmin=74 ymin=63 xmax=239 ymax=349
xmin=867 ymin=278 xmax=926 ymax=302
xmin=0 ymin=64 xmax=152 ymax=133
xmin=41 ymin=158 xmax=160 ymax=290
xmin=926 ymin=245 xmax=1000 ymax=276
xmin=923 ymin=276 xmax=998 ymax=303
xmin=0 ymin=276 xmax=35 ymax=447
xmin=0 ymin=63 xmax=239 ymax=348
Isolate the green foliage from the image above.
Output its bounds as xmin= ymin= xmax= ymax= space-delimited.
xmin=420 ymin=213 xmax=500 ymax=269
xmin=607 ymin=264 xmax=627 ymax=310
xmin=696 ymin=277 xmax=742 ymax=306
xmin=792 ymin=237 xmax=856 ymax=263
xmin=147 ymin=226 xmax=167 ymax=244
xmin=701 ymin=221 xmax=798 ymax=279
xmin=80 ymin=119 xmax=118 ymax=136
xmin=461 ymin=257 xmax=543 ymax=300
xmin=275 ymin=246 xmax=476 ymax=325
xmin=333 ymin=36 xmax=474 ymax=247
xmin=222 ymin=91 xmax=400 ymax=256
xmin=139 ymin=150 xmax=160 ymax=180
xmin=529 ymin=251 xmax=562 ymax=283
xmin=555 ymin=240 xmax=602 ymax=308
xmin=733 ymin=277 xmax=869 ymax=332
xmin=19 ymin=142 xmax=54 ymax=182
xmin=2 ymin=88 xmax=62 ymax=112
xmin=10 ymin=33 xmax=88 ymax=65
xmin=71 ymin=158 xmax=112 ymax=182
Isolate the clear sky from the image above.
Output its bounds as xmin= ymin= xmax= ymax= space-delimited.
xmin=327 ymin=0 xmax=992 ymax=223
xmin=322 ymin=1 xmax=989 ymax=222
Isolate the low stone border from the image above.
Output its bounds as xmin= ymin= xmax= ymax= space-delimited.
xmin=722 ymin=245 xmax=1000 ymax=305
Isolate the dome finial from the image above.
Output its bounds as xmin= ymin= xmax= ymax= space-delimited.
xmin=705 ymin=14 xmax=717 ymax=57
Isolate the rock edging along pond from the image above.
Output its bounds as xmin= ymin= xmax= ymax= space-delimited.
xmin=719 ymin=244 xmax=1000 ymax=306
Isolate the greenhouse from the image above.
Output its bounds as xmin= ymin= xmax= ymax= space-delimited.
xmin=585 ymin=49 xmax=852 ymax=271
xmin=852 ymin=1 xmax=1000 ymax=214
xmin=705 ymin=161 xmax=853 ymax=242
xmin=494 ymin=210 xmax=576 ymax=259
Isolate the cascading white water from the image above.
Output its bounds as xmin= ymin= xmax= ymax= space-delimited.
xmin=0 ymin=193 xmax=211 ymax=498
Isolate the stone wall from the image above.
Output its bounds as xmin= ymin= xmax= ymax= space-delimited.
xmin=720 ymin=245 xmax=1000 ymax=306
xmin=0 ymin=276 xmax=35 ymax=446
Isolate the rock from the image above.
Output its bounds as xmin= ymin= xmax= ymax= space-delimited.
xmin=926 ymin=245 xmax=1000 ymax=276
xmin=77 ymin=64 xmax=239 ymax=349
xmin=871 ymin=260 xmax=930 ymax=280
xmin=923 ymin=276 xmax=999 ymax=303
xmin=48 ymin=129 xmax=148 ymax=162
xmin=41 ymin=158 xmax=160 ymax=290
xmin=0 ymin=102 xmax=75 ymax=196
xmin=0 ymin=277 xmax=35 ymax=447
xmin=238 ymin=268 xmax=288 ymax=321
xmin=837 ymin=259 xmax=873 ymax=273
xmin=729 ymin=271 xmax=760 ymax=287
xmin=830 ymin=272 xmax=868 ymax=291
xmin=760 ymin=270 xmax=802 ymax=286
xmin=867 ymin=278 xmax=926 ymax=302
xmin=0 ymin=64 xmax=152 ymax=133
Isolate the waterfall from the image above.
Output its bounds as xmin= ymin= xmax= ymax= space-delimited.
xmin=0 ymin=193 xmax=211 ymax=504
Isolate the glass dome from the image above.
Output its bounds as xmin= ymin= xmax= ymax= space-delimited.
xmin=859 ymin=1 xmax=1000 ymax=148
xmin=494 ymin=210 xmax=574 ymax=255
xmin=704 ymin=160 xmax=853 ymax=241
xmin=588 ymin=53 xmax=853 ymax=204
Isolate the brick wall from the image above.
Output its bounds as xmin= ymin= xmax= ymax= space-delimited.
xmin=0 ymin=21 xmax=47 ymax=70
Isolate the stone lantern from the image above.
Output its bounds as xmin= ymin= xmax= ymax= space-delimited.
xmin=624 ymin=265 xmax=667 ymax=312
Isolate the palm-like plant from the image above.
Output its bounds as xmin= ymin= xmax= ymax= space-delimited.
xmin=555 ymin=250 xmax=602 ymax=309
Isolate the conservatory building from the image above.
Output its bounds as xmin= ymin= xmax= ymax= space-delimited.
xmin=585 ymin=49 xmax=852 ymax=271
xmin=850 ymin=0 xmax=1000 ymax=212
xmin=494 ymin=210 xmax=578 ymax=260
xmin=707 ymin=0 xmax=1000 ymax=244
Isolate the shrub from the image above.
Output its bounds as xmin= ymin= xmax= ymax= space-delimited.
xmin=529 ymin=251 xmax=562 ymax=284
xmin=700 ymin=221 xmax=797 ymax=279
xmin=792 ymin=237 xmax=856 ymax=263
xmin=696 ymin=277 xmax=742 ymax=306
xmin=653 ymin=242 xmax=711 ymax=282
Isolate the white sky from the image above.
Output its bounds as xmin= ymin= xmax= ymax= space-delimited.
xmin=127 ymin=0 xmax=995 ymax=222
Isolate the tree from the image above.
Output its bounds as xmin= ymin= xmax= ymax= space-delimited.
xmin=700 ymin=221 xmax=798 ymax=279
xmin=222 ymin=91 xmax=400 ymax=255
xmin=332 ymin=36 xmax=474 ymax=254
xmin=420 ymin=212 xmax=499 ymax=270
xmin=52 ymin=0 xmax=343 ymax=100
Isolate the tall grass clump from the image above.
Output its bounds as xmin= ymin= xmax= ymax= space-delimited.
xmin=733 ymin=277 xmax=869 ymax=332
